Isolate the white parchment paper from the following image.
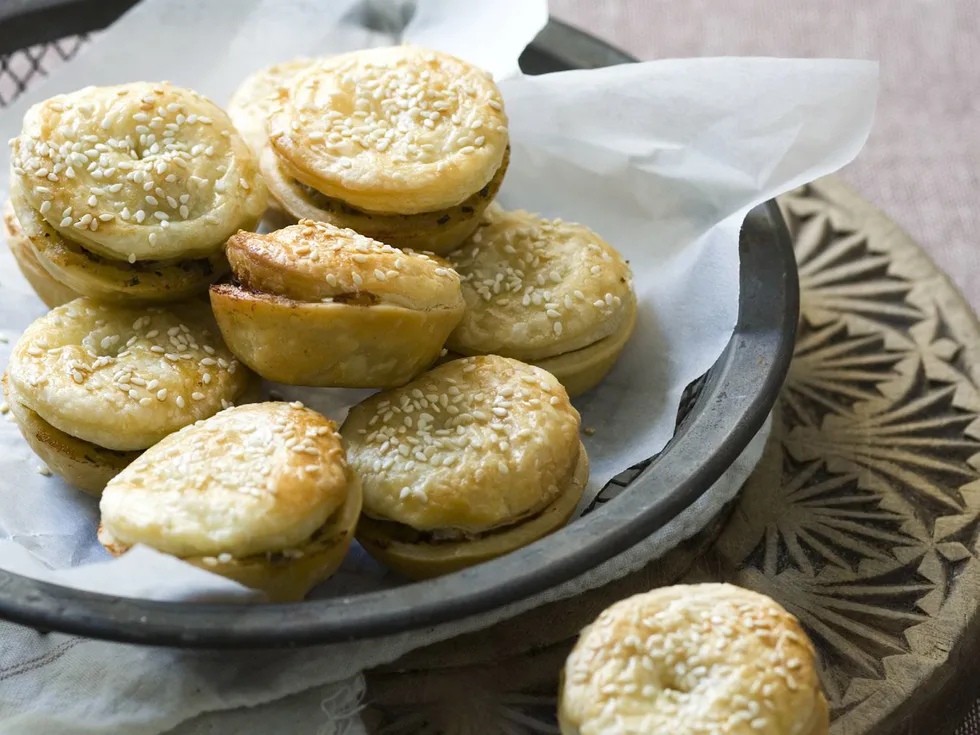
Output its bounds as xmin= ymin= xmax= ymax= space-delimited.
xmin=0 ymin=0 xmax=877 ymax=603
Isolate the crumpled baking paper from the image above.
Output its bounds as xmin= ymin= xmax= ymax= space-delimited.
xmin=0 ymin=0 xmax=876 ymax=605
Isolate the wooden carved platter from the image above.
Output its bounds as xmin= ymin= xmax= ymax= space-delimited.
xmin=364 ymin=176 xmax=980 ymax=735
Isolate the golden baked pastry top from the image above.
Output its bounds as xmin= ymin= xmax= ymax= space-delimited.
xmin=449 ymin=205 xmax=635 ymax=361
xmin=561 ymin=583 xmax=827 ymax=735
xmin=6 ymin=297 xmax=249 ymax=451
xmin=10 ymin=82 xmax=267 ymax=262
xmin=269 ymin=45 xmax=508 ymax=214
xmin=100 ymin=402 xmax=350 ymax=558
xmin=343 ymin=355 xmax=581 ymax=532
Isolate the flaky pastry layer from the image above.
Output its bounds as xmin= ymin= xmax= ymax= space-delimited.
xmin=99 ymin=463 xmax=362 ymax=602
xmin=533 ymin=292 xmax=638 ymax=397
xmin=226 ymin=219 xmax=463 ymax=310
xmin=3 ymin=197 xmax=79 ymax=307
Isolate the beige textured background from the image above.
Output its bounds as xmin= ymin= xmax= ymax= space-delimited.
xmin=551 ymin=0 xmax=980 ymax=310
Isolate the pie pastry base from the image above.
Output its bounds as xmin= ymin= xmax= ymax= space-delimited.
xmin=356 ymin=442 xmax=588 ymax=580
xmin=98 ymin=472 xmax=362 ymax=602
xmin=3 ymin=374 xmax=138 ymax=496
xmin=3 ymin=198 xmax=79 ymax=308
xmin=261 ymin=146 xmax=509 ymax=255
xmin=210 ymin=284 xmax=463 ymax=388
xmin=533 ymin=295 xmax=638 ymax=397
xmin=7 ymin=186 xmax=229 ymax=305
xmin=447 ymin=296 xmax=639 ymax=398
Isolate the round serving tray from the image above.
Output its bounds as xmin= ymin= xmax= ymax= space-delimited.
xmin=0 ymin=14 xmax=799 ymax=647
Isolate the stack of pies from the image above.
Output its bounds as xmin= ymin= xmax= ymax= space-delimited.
xmin=2 ymin=43 xmax=639 ymax=593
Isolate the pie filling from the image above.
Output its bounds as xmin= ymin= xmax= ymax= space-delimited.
xmin=230 ymin=278 xmax=382 ymax=307
xmin=297 ymin=179 xmax=494 ymax=222
xmin=363 ymin=488 xmax=568 ymax=546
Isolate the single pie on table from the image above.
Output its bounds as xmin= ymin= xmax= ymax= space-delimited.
xmin=210 ymin=219 xmax=465 ymax=388
xmin=342 ymin=355 xmax=589 ymax=579
xmin=559 ymin=583 xmax=829 ymax=735
xmin=6 ymin=82 xmax=267 ymax=304
xmin=447 ymin=204 xmax=637 ymax=397
xmin=98 ymin=402 xmax=362 ymax=602
xmin=260 ymin=45 xmax=510 ymax=254
xmin=3 ymin=297 xmax=254 ymax=495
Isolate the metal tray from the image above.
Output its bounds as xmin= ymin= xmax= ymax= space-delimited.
xmin=0 ymin=7 xmax=799 ymax=648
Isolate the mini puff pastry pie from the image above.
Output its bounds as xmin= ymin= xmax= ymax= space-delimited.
xmin=7 ymin=82 xmax=267 ymax=303
xmin=3 ymin=297 xmax=253 ymax=495
xmin=98 ymin=402 xmax=361 ymax=602
xmin=261 ymin=46 xmax=510 ymax=254
xmin=448 ymin=205 xmax=637 ymax=396
xmin=210 ymin=219 xmax=465 ymax=388
xmin=560 ymin=584 xmax=829 ymax=735
xmin=343 ymin=355 xmax=588 ymax=579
